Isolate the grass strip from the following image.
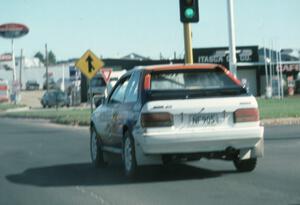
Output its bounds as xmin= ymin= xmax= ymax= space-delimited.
xmin=1 ymin=97 xmax=300 ymax=125
xmin=257 ymin=97 xmax=300 ymax=119
xmin=2 ymin=108 xmax=91 ymax=126
xmin=0 ymin=103 xmax=26 ymax=111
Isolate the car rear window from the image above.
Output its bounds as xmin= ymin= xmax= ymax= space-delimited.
xmin=146 ymin=68 xmax=246 ymax=100
xmin=151 ymin=69 xmax=237 ymax=90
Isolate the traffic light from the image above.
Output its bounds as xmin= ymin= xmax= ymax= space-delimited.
xmin=179 ymin=0 xmax=199 ymax=23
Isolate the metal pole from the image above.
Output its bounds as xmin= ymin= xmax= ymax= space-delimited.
xmin=62 ymin=64 xmax=65 ymax=92
xmin=11 ymin=38 xmax=18 ymax=104
xmin=11 ymin=39 xmax=16 ymax=82
xmin=268 ymin=45 xmax=272 ymax=90
xmin=271 ymin=41 xmax=274 ymax=88
xmin=227 ymin=0 xmax=237 ymax=77
xmin=183 ymin=23 xmax=193 ymax=64
xmin=264 ymin=43 xmax=269 ymax=89
xmin=19 ymin=49 xmax=23 ymax=90
xmin=276 ymin=47 xmax=280 ymax=98
xmin=89 ymin=80 xmax=93 ymax=114
xmin=45 ymin=44 xmax=49 ymax=93
xmin=279 ymin=49 xmax=284 ymax=99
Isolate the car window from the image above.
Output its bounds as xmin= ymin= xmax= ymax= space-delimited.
xmin=57 ymin=92 xmax=65 ymax=98
xmin=147 ymin=69 xmax=246 ymax=100
xmin=151 ymin=69 xmax=238 ymax=90
xmin=108 ymin=78 xmax=129 ymax=104
xmin=124 ymin=72 xmax=139 ymax=103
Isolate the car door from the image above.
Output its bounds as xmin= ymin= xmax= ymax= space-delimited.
xmin=101 ymin=77 xmax=130 ymax=146
xmin=111 ymin=71 xmax=141 ymax=148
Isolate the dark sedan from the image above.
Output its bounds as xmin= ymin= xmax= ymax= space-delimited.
xmin=25 ymin=80 xmax=39 ymax=90
xmin=41 ymin=90 xmax=70 ymax=108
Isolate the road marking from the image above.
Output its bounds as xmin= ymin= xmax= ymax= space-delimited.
xmin=75 ymin=186 xmax=110 ymax=205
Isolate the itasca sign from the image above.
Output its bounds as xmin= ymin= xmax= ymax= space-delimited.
xmin=193 ymin=46 xmax=259 ymax=66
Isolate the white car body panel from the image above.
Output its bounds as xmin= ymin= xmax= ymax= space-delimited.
xmin=133 ymin=95 xmax=264 ymax=165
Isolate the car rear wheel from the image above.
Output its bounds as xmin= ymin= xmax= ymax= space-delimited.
xmin=90 ymin=127 xmax=106 ymax=168
xmin=233 ymin=158 xmax=257 ymax=172
xmin=123 ymin=131 xmax=138 ymax=178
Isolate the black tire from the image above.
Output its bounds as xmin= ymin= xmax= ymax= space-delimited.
xmin=123 ymin=131 xmax=138 ymax=178
xmin=233 ymin=158 xmax=257 ymax=172
xmin=90 ymin=126 xmax=106 ymax=168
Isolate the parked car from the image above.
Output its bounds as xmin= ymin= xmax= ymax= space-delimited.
xmin=90 ymin=64 xmax=264 ymax=177
xmin=40 ymin=90 xmax=70 ymax=108
xmin=43 ymin=78 xmax=56 ymax=90
xmin=88 ymin=74 xmax=106 ymax=99
xmin=56 ymin=78 xmax=73 ymax=92
xmin=25 ymin=80 xmax=39 ymax=90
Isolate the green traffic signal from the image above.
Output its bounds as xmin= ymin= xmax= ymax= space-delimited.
xmin=179 ymin=0 xmax=199 ymax=23
xmin=184 ymin=8 xmax=195 ymax=19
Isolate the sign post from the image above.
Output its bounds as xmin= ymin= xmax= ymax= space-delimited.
xmin=75 ymin=50 xmax=104 ymax=113
xmin=183 ymin=23 xmax=193 ymax=64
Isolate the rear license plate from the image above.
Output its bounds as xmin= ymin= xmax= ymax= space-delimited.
xmin=189 ymin=113 xmax=225 ymax=126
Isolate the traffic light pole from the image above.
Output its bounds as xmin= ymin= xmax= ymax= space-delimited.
xmin=183 ymin=23 xmax=193 ymax=64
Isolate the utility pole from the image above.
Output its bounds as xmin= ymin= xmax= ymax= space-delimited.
xmin=263 ymin=43 xmax=269 ymax=88
xmin=19 ymin=49 xmax=23 ymax=90
xmin=45 ymin=44 xmax=49 ymax=93
xmin=279 ymin=50 xmax=284 ymax=99
xmin=227 ymin=0 xmax=237 ymax=77
xmin=11 ymin=39 xmax=16 ymax=82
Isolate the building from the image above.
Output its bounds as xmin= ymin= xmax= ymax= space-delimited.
xmin=193 ymin=46 xmax=300 ymax=96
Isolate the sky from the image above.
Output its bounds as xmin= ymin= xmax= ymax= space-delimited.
xmin=0 ymin=0 xmax=300 ymax=61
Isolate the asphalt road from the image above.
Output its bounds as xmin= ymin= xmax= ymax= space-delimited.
xmin=0 ymin=118 xmax=299 ymax=205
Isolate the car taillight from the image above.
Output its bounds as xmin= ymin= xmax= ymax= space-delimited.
xmin=218 ymin=66 xmax=241 ymax=86
xmin=144 ymin=74 xmax=151 ymax=90
xmin=141 ymin=112 xmax=173 ymax=128
xmin=225 ymin=70 xmax=241 ymax=86
xmin=234 ymin=108 xmax=259 ymax=123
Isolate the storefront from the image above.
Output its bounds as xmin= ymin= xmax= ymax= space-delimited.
xmin=193 ymin=46 xmax=260 ymax=96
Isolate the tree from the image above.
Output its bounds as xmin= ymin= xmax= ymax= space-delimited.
xmin=48 ymin=51 xmax=56 ymax=65
xmin=34 ymin=52 xmax=45 ymax=64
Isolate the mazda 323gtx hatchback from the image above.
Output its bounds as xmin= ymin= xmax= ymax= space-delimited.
xmin=90 ymin=64 xmax=264 ymax=177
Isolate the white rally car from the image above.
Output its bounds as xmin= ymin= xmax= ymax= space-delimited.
xmin=90 ymin=64 xmax=264 ymax=177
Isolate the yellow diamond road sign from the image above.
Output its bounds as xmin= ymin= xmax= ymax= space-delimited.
xmin=75 ymin=50 xmax=104 ymax=80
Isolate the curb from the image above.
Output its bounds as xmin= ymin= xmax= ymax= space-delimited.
xmin=5 ymin=107 xmax=30 ymax=113
xmin=261 ymin=118 xmax=300 ymax=126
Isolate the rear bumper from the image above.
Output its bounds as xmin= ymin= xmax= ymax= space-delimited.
xmin=135 ymin=126 xmax=264 ymax=156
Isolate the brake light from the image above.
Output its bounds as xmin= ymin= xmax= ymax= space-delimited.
xmin=144 ymin=74 xmax=151 ymax=90
xmin=225 ymin=70 xmax=241 ymax=86
xmin=218 ymin=66 xmax=241 ymax=86
xmin=141 ymin=112 xmax=173 ymax=127
xmin=234 ymin=108 xmax=259 ymax=123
